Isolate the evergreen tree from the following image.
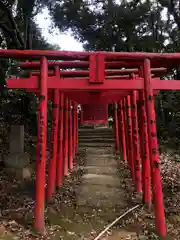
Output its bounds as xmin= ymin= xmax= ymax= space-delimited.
xmin=49 ymin=0 xmax=167 ymax=51
xmin=47 ymin=0 xmax=180 ymax=144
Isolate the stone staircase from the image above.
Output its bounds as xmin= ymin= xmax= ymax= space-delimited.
xmin=78 ymin=128 xmax=115 ymax=148
xmin=77 ymin=127 xmax=126 ymax=208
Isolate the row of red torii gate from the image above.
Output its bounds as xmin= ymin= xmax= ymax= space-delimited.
xmin=4 ymin=49 xmax=180 ymax=238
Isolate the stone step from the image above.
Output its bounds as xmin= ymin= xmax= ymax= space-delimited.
xmin=78 ymin=139 xmax=115 ymax=143
xmin=78 ymin=139 xmax=115 ymax=144
xmin=84 ymin=160 xmax=117 ymax=168
xmin=85 ymin=151 xmax=115 ymax=156
xmin=77 ymin=198 xmax=126 ymax=207
xmin=79 ymin=143 xmax=114 ymax=147
xmin=77 ymin=184 xmax=126 ymax=207
xmin=79 ymin=134 xmax=114 ymax=138
xmin=79 ymin=135 xmax=114 ymax=139
xmin=79 ymin=130 xmax=114 ymax=136
xmin=77 ymin=148 xmax=113 ymax=154
xmin=81 ymin=173 xmax=120 ymax=187
xmin=76 ymin=140 xmax=123 ymax=208
xmin=86 ymin=147 xmax=113 ymax=151
xmin=79 ymin=129 xmax=113 ymax=132
xmin=82 ymin=166 xmax=118 ymax=175
xmin=78 ymin=135 xmax=115 ymax=139
xmin=79 ymin=125 xmax=94 ymax=129
xmin=77 ymin=197 xmax=125 ymax=207
xmin=79 ymin=128 xmax=113 ymax=132
xmin=77 ymin=184 xmax=123 ymax=197
xmin=78 ymin=136 xmax=114 ymax=138
xmin=79 ymin=131 xmax=114 ymax=135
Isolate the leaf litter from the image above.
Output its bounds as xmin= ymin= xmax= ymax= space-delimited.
xmin=0 ymin=143 xmax=180 ymax=239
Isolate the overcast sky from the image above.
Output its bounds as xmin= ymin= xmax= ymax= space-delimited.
xmin=36 ymin=5 xmax=167 ymax=52
xmin=36 ymin=8 xmax=83 ymax=51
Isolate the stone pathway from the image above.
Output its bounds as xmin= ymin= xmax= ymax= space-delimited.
xmin=75 ymin=128 xmax=143 ymax=239
xmin=77 ymin=147 xmax=126 ymax=208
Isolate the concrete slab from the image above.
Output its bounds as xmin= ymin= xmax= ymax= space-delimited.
xmin=77 ymin=128 xmax=125 ymax=209
xmin=77 ymin=185 xmax=126 ymax=207
xmin=85 ymin=157 xmax=117 ymax=167
xmin=82 ymin=166 xmax=118 ymax=175
xmin=79 ymin=143 xmax=114 ymax=147
xmin=81 ymin=173 xmax=120 ymax=187
xmin=78 ymin=138 xmax=115 ymax=143
xmin=86 ymin=149 xmax=113 ymax=154
xmin=78 ymin=135 xmax=114 ymax=139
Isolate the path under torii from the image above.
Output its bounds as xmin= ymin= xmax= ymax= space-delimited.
xmin=5 ymin=49 xmax=180 ymax=238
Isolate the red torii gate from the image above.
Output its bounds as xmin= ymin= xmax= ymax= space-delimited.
xmin=4 ymin=49 xmax=180 ymax=238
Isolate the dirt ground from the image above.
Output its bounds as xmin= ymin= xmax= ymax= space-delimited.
xmin=0 ymin=145 xmax=180 ymax=239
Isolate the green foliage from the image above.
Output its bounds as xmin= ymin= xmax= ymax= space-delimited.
xmin=46 ymin=0 xmax=180 ymax=146
xmin=0 ymin=0 xmax=60 ymax=135
xmin=1 ymin=0 xmax=180 ymax=145
xmin=49 ymin=0 xmax=167 ymax=51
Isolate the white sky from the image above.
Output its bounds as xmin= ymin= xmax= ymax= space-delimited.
xmin=35 ymin=8 xmax=83 ymax=51
xmin=36 ymin=5 xmax=167 ymax=51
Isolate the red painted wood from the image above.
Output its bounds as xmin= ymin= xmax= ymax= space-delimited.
xmin=113 ymin=102 xmax=120 ymax=150
xmin=34 ymin=57 xmax=48 ymax=233
xmin=139 ymin=90 xmax=151 ymax=206
xmin=125 ymin=95 xmax=135 ymax=182
xmin=0 ymin=49 xmax=179 ymax=62
xmin=75 ymin=103 xmax=78 ymax=153
xmin=81 ymin=104 xmax=108 ymax=123
xmin=123 ymin=98 xmax=129 ymax=166
xmin=30 ymin=68 xmax=166 ymax=77
xmin=118 ymin=100 xmax=127 ymax=161
xmin=19 ymin=61 xmax=89 ymax=69
xmin=131 ymin=91 xmax=142 ymax=193
xmin=69 ymin=100 xmax=73 ymax=171
xmin=64 ymin=98 xmax=69 ymax=176
xmin=47 ymin=89 xmax=59 ymax=201
xmin=5 ymin=49 xmax=174 ymax=238
xmin=11 ymin=76 xmax=180 ymax=90
xmin=56 ymin=93 xmax=64 ymax=187
xmin=19 ymin=59 xmax=168 ymax=71
xmin=6 ymin=76 xmax=145 ymax=90
xmin=143 ymin=59 xmax=166 ymax=237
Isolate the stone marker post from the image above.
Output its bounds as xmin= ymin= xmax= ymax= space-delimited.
xmin=4 ymin=113 xmax=31 ymax=180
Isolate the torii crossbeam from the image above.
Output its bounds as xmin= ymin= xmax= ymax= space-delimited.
xmin=3 ymin=49 xmax=180 ymax=238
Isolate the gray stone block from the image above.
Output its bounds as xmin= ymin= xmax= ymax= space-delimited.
xmin=4 ymin=152 xmax=30 ymax=169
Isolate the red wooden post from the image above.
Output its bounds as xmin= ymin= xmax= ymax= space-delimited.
xmin=56 ymin=92 xmax=64 ymax=188
xmin=64 ymin=97 xmax=69 ymax=176
xmin=125 ymin=95 xmax=135 ymax=182
xmin=47 ymin=89 xmax=59 ymax=200
xmin=80 ymin=108 xmax=83 ymax=125
xmin=118 ymin=100 xmax=127 ymax=161
xmin=75 ymin=103 xmax=78 ymax=153
xmin=143 ymin=59 xmax=166 ymax=237
xmin=71 ymin=102 xmax=74 ymax=156
xmin=69 ymin=100 xmax=73 ymax=171
xmin=117 ymin=103 xmax=122 ymax=151
xmin=131 ymin=91 xmax=142 ymax=193
xmin=35 ymin=57 xmax=48 ymax=232
xmin=123 ymin=98 xmax=129 ymax=166
xmin=139 ymin=90 xmax=151 ymax=206
xmin=113 ymin=102 xmax=120 ymax=151
xmin=73 ymin=102 xmax=77 ymax=156
xmin=36 ymin=104 xmax=40 ymax=164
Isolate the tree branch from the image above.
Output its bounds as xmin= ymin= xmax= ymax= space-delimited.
xmin=0 ymin=1 xmax=24 ymax=48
